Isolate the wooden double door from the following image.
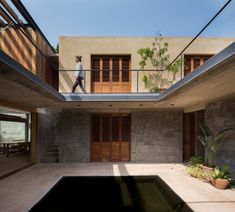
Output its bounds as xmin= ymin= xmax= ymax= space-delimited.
xmin=91 ymin=114 xmax=131 ymax=162
xmin=184 ymin=55 xmax=213 ymax=76
xmin=91 ymin=55 xmax=131 ymax=93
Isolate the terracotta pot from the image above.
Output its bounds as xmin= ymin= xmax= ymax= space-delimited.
xmin=211 ymin=178 xmax=230 ymax=189
xmin=200 ymin=165 xmax=214 ymax=182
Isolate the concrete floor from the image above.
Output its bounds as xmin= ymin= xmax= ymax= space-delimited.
xmin=0 ymin=163 xmax=235 ymax=212
xmin=0 ymin=155 xmax=30 ymax=179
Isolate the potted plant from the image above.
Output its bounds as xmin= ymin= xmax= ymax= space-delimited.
xmin=197 ymin=123 xmax=232 ymax=169
xmin=211 ymin=166 xmax=233 ymax=189
xmin=186 ymin=156 xmax=204 ymax=179
xmin=197 ymin=123 xmax=232 ymax=181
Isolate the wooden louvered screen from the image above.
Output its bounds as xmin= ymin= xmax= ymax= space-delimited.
xmin=112 ymin=115 xmax=119 ymax=142
xmin=92 ymin=115 xmax=100 ymax=142
xmin=183 ymin=113 xmax=195 ymax=162
xmin=91 ymin=55 xmax=131 ymax=93
xmin=91 ymin=114 xmax=131 ymax=162
xmin=184 ymin=55 xmax=213 ymax=76
xmin=102 ymin=116 xmax=110 ymax=142
xmin=102 ymin=59 xmax=110 ymax=82
xmin=121 ymin=115 xmax=131 ymax=142
xmin=112 ymin=58 xmax=119 ymax=82
xmin=92 ymin=59 xmax=100 ymax=82
xmin=122 ymin=58 xmax=130 ymax=82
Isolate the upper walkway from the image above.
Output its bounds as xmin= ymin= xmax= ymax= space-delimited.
xmin=0 ymin=42 xmax=235 ymax=110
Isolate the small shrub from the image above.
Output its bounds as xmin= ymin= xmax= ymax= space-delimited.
xmin=187 ymin=165 xmax=212 ymax=180
xmin=213 ymin=166 xmax=233 ymax=180
xmin=187 ymin=165 xmax=204 ymax=179
xmin=150 ymin=86 xmax=160 ymax=93
xmin=188 ymin=156 xmax=204 ymax=167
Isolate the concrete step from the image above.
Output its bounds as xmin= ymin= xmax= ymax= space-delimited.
xmin=46 ymin=148 xmax=58 ymax=153
xmin=48 ymin=144 xmax=58 ymax=148
xmin=41 ymin=156 xmax=58 ymax=163
xmin=44 ymin=152 xmax=58 ymax=157
xmin=42 ymin=143 xmax=59 ymax=163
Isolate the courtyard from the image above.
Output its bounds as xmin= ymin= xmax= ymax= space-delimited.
xmin=0 ymin=163 xmax=235 ymax=211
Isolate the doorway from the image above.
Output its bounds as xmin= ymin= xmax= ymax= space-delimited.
xmin=183 ymin=110 xmax=205 ymax=162
xmin=91 ymin=113 xmax=131 ymax=162
xmin=91 ymin=55 xmax=131 ymax=93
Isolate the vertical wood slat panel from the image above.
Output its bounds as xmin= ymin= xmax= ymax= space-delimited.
xmin=184 ymin=55 xmax=213 ymax=76
xmin=0 ymin=28 xmax=34 ymax=72
xmin=91 ymin=55 xmax=131 ymax=93
xmin=0 ymin=28 xmax=57 ymax=89
xmin=91 ymin=113 xmax=131 ymax=162
xmin=183 ymin=113 xmax=195 ymax=162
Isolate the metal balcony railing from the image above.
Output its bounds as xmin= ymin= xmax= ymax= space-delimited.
xmin=59 ymin=69 xmax=181 ymax=94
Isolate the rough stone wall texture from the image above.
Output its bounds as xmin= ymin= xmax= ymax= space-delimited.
xmin=205 ymin=97 xmax=235 ymax=170
xmin=37 ymin=109 xmax=60 ymax=162
xmin=131 ymin=111 xmax=183 ymax=162
xmin=56 ymin=111 xmax=90 ymax=162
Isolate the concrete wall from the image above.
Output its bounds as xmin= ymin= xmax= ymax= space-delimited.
xmin=59 ymin=36 xmax=234 ymax=93
xmin=131 ymin=111 xmax=183 ymax=162
xmin=37 ymin=109 xmax=60 ymax=162
xmin=56 ymin=111 xmax=90 ymax=163
xmin=205 ymin=97 xmax=235 ymax=170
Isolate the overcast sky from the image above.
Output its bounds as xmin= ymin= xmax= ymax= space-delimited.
xmin=20 ymin=0 xmax=235 ymax=47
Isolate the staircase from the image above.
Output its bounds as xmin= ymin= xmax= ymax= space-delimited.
xmin=41 ymin=144 xmax=59 ymax=163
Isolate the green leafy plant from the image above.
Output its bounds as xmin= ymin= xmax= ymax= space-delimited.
xmin=142 ymin=73 xmax=149 ymax=88
xmin=187 ymin=165 xmax=208 ymax=179
xmin=137 ymin=34 xmax=182 ymax=92
xmin=54 ymin=43 xmax=59 ymax=53
xmin=188 ymin=156 xmax=204 ymax=167
xmin=213 ymin=166 xmax=233 ymax=180
xmin=150 ymin=86 xmax=160 ymax=93
xmin=198 ymin=123 xmax=232 ymax=167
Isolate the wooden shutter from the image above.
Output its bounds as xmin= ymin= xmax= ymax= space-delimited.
xmin=184 ymin=55 xmax=213 ymax=76
xmin=193 ymin=58 xmax=201 ymax=70
xmin=102 ymin=116 xmax=110 ymax=142
xmin=121 ymin=115 xmax=131 ymax=142
xmin=92 ymin=59 xmax=100 ymax=82
xmin=112 ymin=115 xmax=120 ymax=142
xmin=112 ymin=58 xmax=119 ymax=82
xmin=184 ymin=56 xmax=191 ymax=76
xmin=92 ymin=115 xmax=100 ymax=142
xmin=122 ymin=58 xmax=129 ymax=82
xmin=102 ymin=58 xmax=110 ymax=82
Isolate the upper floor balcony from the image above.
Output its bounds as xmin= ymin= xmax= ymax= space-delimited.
xmin=58 ymin=54 xmax=214 ymax=94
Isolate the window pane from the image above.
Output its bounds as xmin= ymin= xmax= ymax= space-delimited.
xmin=0 ymin=121 xmax=26 ymax=143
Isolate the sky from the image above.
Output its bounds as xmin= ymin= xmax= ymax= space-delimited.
xmin=19 ymin=0 xmax=235 ymax=47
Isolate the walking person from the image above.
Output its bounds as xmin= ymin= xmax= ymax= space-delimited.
xmin=72 ymin=56 xmax=86 ymax=93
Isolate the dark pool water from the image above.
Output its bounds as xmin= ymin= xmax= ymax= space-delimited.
xmin=29 ymin=176 xmax=192 ymax=212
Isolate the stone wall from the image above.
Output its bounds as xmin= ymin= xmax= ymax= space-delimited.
xmin=205 ymin=97 xmax=235 ymax=170
xmin=56 ymin=111 xmax=90 ymax=162
xmin=37 ymin=109 xmax=183 ymax=163
xmin=37 ymin=109 xmax=60 ymax=162
xmin=131 ymin=111 xmax=183 ymax=162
